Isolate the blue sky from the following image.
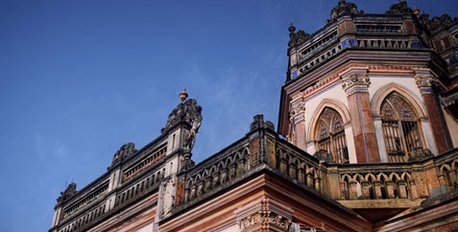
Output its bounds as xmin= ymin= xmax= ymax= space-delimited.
xmin=0 ymin=1 xmax=457 ymax=231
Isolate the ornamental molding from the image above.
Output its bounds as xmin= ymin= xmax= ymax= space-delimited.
xmin=368 ymin=65 xmax=416 ymax=73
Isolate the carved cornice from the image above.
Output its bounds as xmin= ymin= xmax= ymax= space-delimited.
xmin=341 ymin=73 xmax=370 ymax=95
xmin=441 ymin=91 xmax=458 ymax=107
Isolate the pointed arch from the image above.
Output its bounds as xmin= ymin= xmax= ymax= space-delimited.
xmin=307 ymin=98 xmax=351 ymax=141
xmin=371 ymin=83 xmax=427 ymax=119
xmin=377 ymin=89 xmax=426 ymax=162
xmin=309 ymin=101 xmax=350 ymax=163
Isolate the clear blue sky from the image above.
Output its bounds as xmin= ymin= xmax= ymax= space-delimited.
xmin=0 ymin=1 xmax=456 ymax=231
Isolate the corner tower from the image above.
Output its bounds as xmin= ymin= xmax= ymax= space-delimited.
xmin=278 ymin=0 xmax=457 ymax=164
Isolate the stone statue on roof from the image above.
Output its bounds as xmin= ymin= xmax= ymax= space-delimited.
xmin=162 ymin=89 xmax=203 ymax=152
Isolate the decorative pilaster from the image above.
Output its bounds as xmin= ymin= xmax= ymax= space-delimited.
xmin=341 ymin=71 xmax=380 ymax=163
xmin=415 ymin=72 xmax=452 ymax=154
xmin=289 ymin=102 xmax=306 ymax=150
xmin=157 ymin=176 xmax=176 ymax=219
xmin=236 ymin=197 xmax=293 ymax=232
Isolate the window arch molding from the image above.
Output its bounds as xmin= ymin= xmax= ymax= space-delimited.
xmin=307 ymin=98 xmax=351 ymax=142
xmin=371 ymin=83 xmax=427 ymax=119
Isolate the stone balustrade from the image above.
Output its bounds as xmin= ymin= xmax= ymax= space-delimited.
xmin=182 ymin=139 xmax=251 ymax=204
xmin=52 ymin=116 xmax=458 ymax=232
xmin=273 ymin=139 xmax=322 ymax=192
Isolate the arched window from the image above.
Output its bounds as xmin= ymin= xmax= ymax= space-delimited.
xmin=315 ymin=107 xmax=349 ymax=163
xmin=381 ymin=92 xmax=423 ymax=162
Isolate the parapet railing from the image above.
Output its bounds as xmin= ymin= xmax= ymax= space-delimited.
xmin=272 ymin=138 xmax=323 ymax=192
xmin=181 ymin=136 xmax=251 ymax=204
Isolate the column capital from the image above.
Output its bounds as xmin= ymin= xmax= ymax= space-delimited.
xmin=415 ymin=74 xmax=439 ymax=94
xmin=289 ymin=102 xmax=305 ymax=122
xmin=341 ymin=73 xmax=371 ymax=95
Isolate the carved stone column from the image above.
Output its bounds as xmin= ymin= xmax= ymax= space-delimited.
xmin=349 ymin=181 xmax=357 ymax=200
xmin=415 ymin=73 xmax=453 ymax=154
xmin=398 ymin=181 xmax=407 ymax=198
xmin=361 ymin=181 xmax=370 ymax=199
xmin=339 ymin=182 xmax=347 ymax=200
xmin=341 ymin=71 xmax=380 ymax=163
xmin=235 ymin=197 xmax=293 ymax=232
xmin=373 ymin=181 xmax=382 ymax=199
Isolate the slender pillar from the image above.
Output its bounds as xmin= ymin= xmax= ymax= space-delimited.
xmin=290 ymin=102 xmax=306 ymax=150
xmin=342 ymin=71 xmax=380 ymax=163
xmin=415 ymin=73 xmax=452 ymax=154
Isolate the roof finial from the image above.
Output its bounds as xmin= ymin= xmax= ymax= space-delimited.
xmin=288 ymin=23 xmax=296 ymax=33
xmin=179 ymin=88 xmax=188 ymax=102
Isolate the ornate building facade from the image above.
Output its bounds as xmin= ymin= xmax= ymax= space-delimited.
xmin=50 ymin=1 xmax=458 ymax=231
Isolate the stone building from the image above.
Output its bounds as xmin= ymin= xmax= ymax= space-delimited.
xmin=50 ymin=1 xmax=458 ymax=231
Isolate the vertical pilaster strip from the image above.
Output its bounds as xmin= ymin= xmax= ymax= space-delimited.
xmin=290 ymin=101 xmax=306 ymax=150
xmin=342 ymin=70 xmax=380 ymax=163
xmin=415 ymin=72 xmax=452 ymax=154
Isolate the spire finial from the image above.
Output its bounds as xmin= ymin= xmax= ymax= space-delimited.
xmin=288 ymin=23 xmax=296 ymax=33
xmin=179 ymin=88 xmax=188 ymax=102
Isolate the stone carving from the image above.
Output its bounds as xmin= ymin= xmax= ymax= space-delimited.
xmin=408 ymin=148 xmax=432 ymax=161
xmin=159 ymin=176 xmax=176 ymax=218
xmin=428 ymin=14 xmax=457 ymax=32
xmin=415 ymin=75 xmax=438 ymax=89
xmin=314 ymin=150 xmax=334 ymax=163
xmin=330 ymin=0 xmax=359 ymax=20
xmin=57 ymin=182 xmax=77 ymax=203
xmin=112 ymin=142 xmax=137 ymax=165
xmin=237 ymin=210 xmax=292 ymax=231
xmin=183 ymin=146 xmax=249 ymax=203
xmin=386 ymin=0 xmax=412 ymax=15
xmin=288 ymin=23 xmax=311 ymax=47
xmin=162 ymin=95 xmax=202 ymax=151
xmin=341 ymin=73 xmax=370 ymax=94
xmin=289 ymin=104 xmax=305 ymax=121
xmin=183 ymin=102 xmax=202 ymax=151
